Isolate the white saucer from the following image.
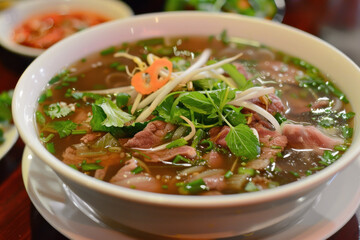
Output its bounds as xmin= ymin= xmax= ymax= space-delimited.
xmin=22 ymin=146 xmax=360 ymax=240
xmin=0 ymin=124 xmax=18 ymax=160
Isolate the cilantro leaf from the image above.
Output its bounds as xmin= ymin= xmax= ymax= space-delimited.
xmin=95 ymin=98 xmax=133 ymax=128
xmin=225 ymin=124 xmax=260 ymax=160
xmin=48 ymin=120 xmax=77 ymax=138
xmin=45 ymin=102 xmax=73 ymax=119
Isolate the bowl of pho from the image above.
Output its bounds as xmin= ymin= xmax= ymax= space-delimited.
xmin=13 ymin=12 xmax=360 ymax=239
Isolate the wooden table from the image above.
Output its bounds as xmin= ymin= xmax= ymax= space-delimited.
xmin=0 ymin=0 xmax=359 ymax=239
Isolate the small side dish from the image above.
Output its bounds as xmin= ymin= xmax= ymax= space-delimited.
xmin=0 ymin=0 xmax=133 ymax=57
xmin=13 ymin=11 xmax=110 ymax=49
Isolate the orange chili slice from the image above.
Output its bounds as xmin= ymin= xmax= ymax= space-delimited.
xmin=131 ymin=58 xmax=173 ymax=95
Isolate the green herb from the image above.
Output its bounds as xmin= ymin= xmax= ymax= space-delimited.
xmin=244 ymin=182 xmax=258 ymax=192
xmin=334 ymin=145 xmax=348 ymax=151
xmin=319 ymin=150 xmax=341 ymax=166
xmin=200 ymin=139 xmax=214 ymax=152
xmin=94 ymin=97 xmax=133 ymax=128
xmin=116 ymin=93 xmax=130 ymax=108
xmin=40 ymin=133 xmax=55 ymax=143
xmin=36 ymin=111 xmax=46 ymax=126
xmin=45 ymin=102 xmax=73 ymax=119
xmin=100 ymin=46 xmax=116 ymax=56
xmin=166 ymin=138 xmax=188 ymax=149
xmin=48 ymin=120 xmax=77 ymax=138
xmin=136 ymin=38 xmax=164 ymax=46
xmin=71 ymin=130 xmax=87 ymax=135
xmin=46 ymin=142 xmax=55 ymax=154
xmin=274 ymin=112 xmax=287 ymax=124
xmin=178 ymin=178 xmax=208 ymax=195
xmin=289 ymin=171 xmax=300 ymax=178
xmin=225 ymin=124 xmax=260 ymax=160
xmin=0 ymin=129 xmax=4 ymax=144
xmin=131 ymin=166 xmax=144 ymax=174
xmin=191 ymin=129 xmax=205 ymax=148
xmin=238 ymin=167 xmax=255 ymax=176
xmin=224 ymin=170 xmax=233 ymax=179
xmin=341 ymin=125 xmax=353 ymax=139
xmin=173 ymin=154 xmax=191 ymax=163
xmin=221 ymin=63 xmax=248 ymax=89
xmin=178 ymin=92 xmax=214 ymax=114
xmin=81 ymin=160 xmax=104 ymax=171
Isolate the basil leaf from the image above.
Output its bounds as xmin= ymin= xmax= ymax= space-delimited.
xmin=225 ymin=124 xmax=260 ymax=160
xmin=179 ymin=92 xmax=214 ymax=114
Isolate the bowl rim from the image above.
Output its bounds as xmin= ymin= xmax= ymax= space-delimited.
xmin=0 ymin=0 xmax=133 ymax=58
xmin=13 ymin=11 xmax=360 ymax=208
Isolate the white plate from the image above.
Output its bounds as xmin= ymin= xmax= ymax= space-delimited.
xmin=22 ymin=146 xmax=360 ymax=240
xmin=0 ymin=124 xmax=18 ymax=160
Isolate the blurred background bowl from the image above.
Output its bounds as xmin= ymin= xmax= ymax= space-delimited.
xmin=0 ymin=0 xmax=133 ymax=58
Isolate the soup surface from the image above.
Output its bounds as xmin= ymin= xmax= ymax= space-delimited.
xmin=36 ymin=33 xmax=355 ymax=195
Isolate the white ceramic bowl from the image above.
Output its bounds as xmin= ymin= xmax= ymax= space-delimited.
xmin=13 ymin=12 xmax=360 ymax=239
xmin=0 ymin=0 xmax=133 ymax=57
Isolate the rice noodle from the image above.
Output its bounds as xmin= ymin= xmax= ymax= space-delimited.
xmin=113 ymin=52 xmax=147 ymax=71
xmin=231 ymin=86 xmax=275 ymax=103
xmin=232 ymin=101 xmax=281 ymax=133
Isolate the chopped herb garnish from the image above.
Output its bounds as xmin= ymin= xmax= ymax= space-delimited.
xmin=289 ymin=171 xmax=300 ymax=178
xmin=178 ymin=178 xmax=208 ymax=195
xmin=100 ymin=46 xmax=116 ymax=56
xmin=46 ymin=142 xmax=55 ymax=154
xmin=131 ymin=166 xmax=144 ymax=174
xmin=81 ymin=160 xmax=104 ymax=171
xmin=238 ymin=167 xmax=255 ymax=176
xmin=48 ymin=120 xmax=77 ymax=138
xmin=244 ymin=182 xmax=258 ymax=192
xmin=224 ymin=170 xmax=233 ymax=179
xmin=166 ymin=138 xmax=188 ymax=149
xmin=172 ymin=154 xmax=191 ymax=163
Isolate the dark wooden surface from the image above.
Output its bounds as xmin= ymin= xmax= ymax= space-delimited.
xmin=0 ymin=0 xmax=359 ymax=239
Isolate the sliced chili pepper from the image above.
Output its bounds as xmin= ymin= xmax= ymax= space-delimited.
xmin=131 ymin=58 xmax=173 ymax=95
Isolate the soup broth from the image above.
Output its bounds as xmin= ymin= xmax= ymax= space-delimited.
xmin=36 ymin=34 xmax=354 ymax=195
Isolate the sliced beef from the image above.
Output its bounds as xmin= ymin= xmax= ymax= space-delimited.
xmin=209 ymin=126 xmax=230 ymax=148
xmin=203 ymin=173 xmax=227 ymax=192
xmin=110 ymin=158 xmax=163 ymax=193
xmin=139 ymin=146 xmax=197 ymax=163
xmin=247 ymin=123 xmax=288 ymax=170
xmin=62 ymin=146 xmax=122 ymax=180
xmin=203 ymin=150 xmax=226 ymax=169
xmin=248 ymin=93 xmax=285 ymax=115
xmin=282 ymin=123 xmax=344 ymax=151
xmin=124 ymin=120 xmax=176 ymax=148
xmin=80 ymin=133 xmax=102 ymax=144
xmin=232 ymin=62 xmax=252 ymax=80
